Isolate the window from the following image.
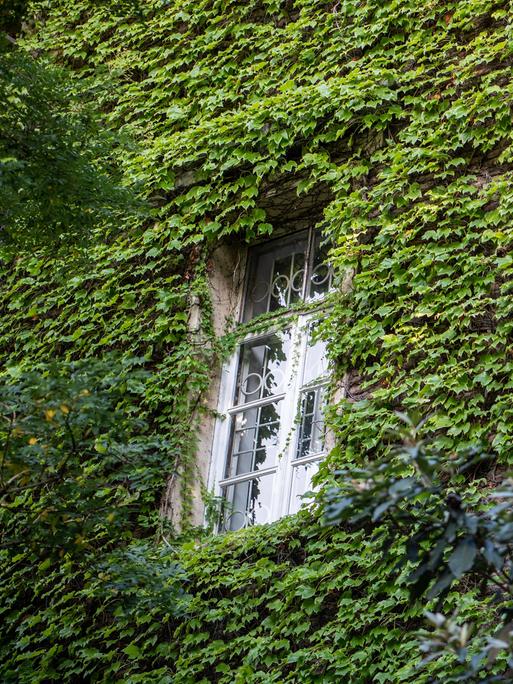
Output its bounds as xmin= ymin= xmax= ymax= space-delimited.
xmin=209 ymin=228 xmax=332 ymax=532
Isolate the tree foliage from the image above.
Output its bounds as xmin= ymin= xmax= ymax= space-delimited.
xmin=0 ymin=38 xmax=139 ymax=251
xmin=0 ymin=359 xmax=187 ymax=683
xmin=324 ymin=415 xmax=513 ymax=681
xmin=0 ymin=0 xmax=27 ymax=37
xmin=0 ymin=357 xmax=172 ymax=553
xmin=2 ymin=0 xmax=513 ymax=680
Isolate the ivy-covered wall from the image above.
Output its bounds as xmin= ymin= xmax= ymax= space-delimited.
xmin=2 ymin=0 xmax=513 ymax=680
xmin=17 ymin=0 xmax=513 ymax=465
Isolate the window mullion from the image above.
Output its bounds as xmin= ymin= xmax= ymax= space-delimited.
xmin=276 ymin=320 xmax=309 ymax=520
xmin=303 ymin=227 xmax=315 ymax=300
xmin=250 ymin=405 xmax=262 ymax=472
xmin=226 ymin=393 xmax=286 ymax=415
xmin=219 ymin=465 xmax=278 ymax=487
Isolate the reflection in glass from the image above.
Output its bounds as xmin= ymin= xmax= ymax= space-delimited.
xmin=243 ymin=232 xmax=308 ymax=321
xmin=302 ymin=330 xmax=329 ymax=386
xmin=308 ymin=234 xmax=333 ymax=300
xmin=235 ymin=332 xmax=290 ymax=405
xmin=243 ymin=230 xmax=333 ymax=320
xmin=289 ymin=460 xmax=320 ymax=514
xmin=295 ymin=387 xmax=326 ymax=460
xmin=269 ymin=251 xmax=306 ymax=311
xmin=225 ymin=401 xmax=281 ymax=478
xmin=221 ymin=474 xmax=274 ymax=531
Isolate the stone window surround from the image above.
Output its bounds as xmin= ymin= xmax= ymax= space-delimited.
xmin=162 ymin=224 xmax=353 ymax=531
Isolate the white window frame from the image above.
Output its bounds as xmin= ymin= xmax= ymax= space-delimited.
xmin=207 ymin=229 xmax=331 ymax=531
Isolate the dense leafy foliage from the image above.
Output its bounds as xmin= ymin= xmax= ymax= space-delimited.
xmin=18 ymin=0 xmax=513 ymax=469
xmin=325 ymin=415 xmax=513 ymax=680
xmin=0 ymin=361 xmax=186 ymax=683
xmin=0 ymin=0 xmax=27 ymax=37
xmin=0 ymin=358 xmax=171 ymax=552
xmin=2 ymin=0 xmax=513 ymax=680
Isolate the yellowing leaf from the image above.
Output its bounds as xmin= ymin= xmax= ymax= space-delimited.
xmin=94 ymin=441 xmax=107 ymax=454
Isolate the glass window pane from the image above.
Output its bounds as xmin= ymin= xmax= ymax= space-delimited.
xmin=225 ymin=401 xmax=281 ymax=478
xmin=243 ymin=232 xmax=308 ymax=321
xmin=235 ymin=331 xmax=291 ymax=405
xmin=268 ymin=250 xmax=306 ymax=312
xmin=308 ymin=234 xmax=333 ymax=301
xmin=302 ymin=328 xmax=329 ymax=386
xmin=295 ymin=387 xmax=326 ymax=459
xmin=216 ymin=228 xmax=334 ymax=533
xmin=289 ymin=460 xmax=320 ymax=514
xmin=221 ymin=474 xmax=274 ymax=531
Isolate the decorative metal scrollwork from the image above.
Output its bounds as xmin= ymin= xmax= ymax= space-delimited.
xmin=310 ymin=263 xmax=333 ymax=287
xmin=250 ymin=279 xmax=270 ymax=303
xmin=291 ymin=268 xmax=305 ymax=294
xmin=240 ymin=368 xmax=284 ymax=398
xmin=251 ymin=265 xmax=306 ymax=306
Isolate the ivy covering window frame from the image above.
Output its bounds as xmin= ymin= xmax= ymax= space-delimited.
xmin=209 ymin=227 xmax=332 ymax=532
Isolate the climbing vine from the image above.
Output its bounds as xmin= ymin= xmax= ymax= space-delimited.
xmin=2 ymin=0 xmax=513 ymax=680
